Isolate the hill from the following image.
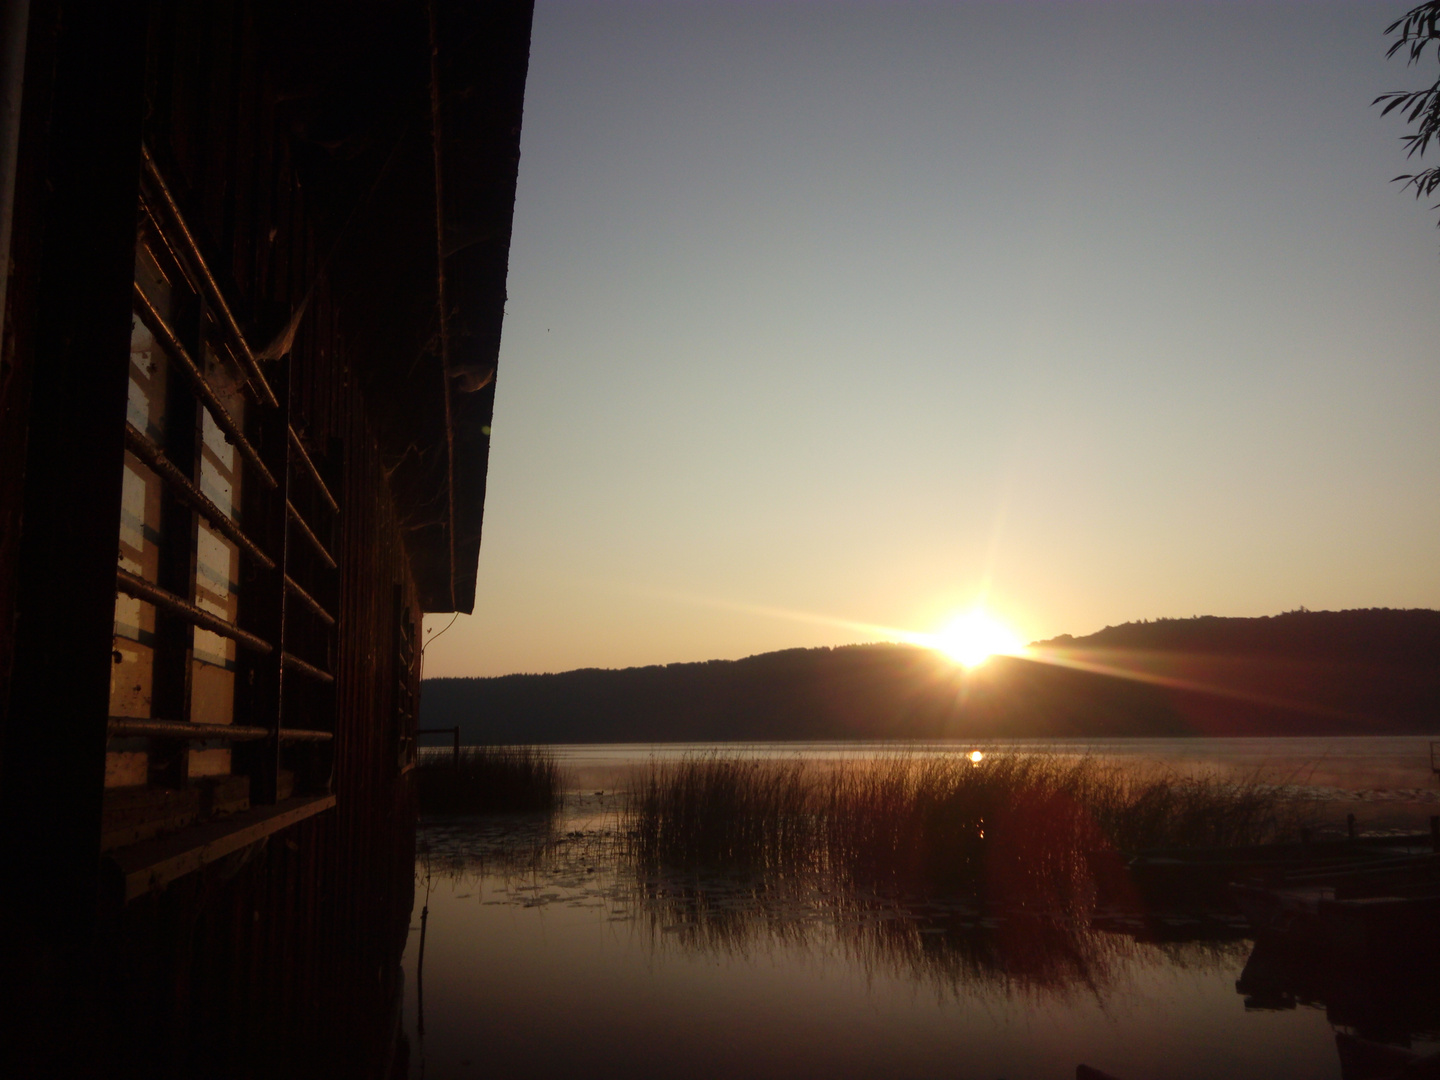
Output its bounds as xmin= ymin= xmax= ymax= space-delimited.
xmin=419 ymin=609 xmax=1440 ymax=743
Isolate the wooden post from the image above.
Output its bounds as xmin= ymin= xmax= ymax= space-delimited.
xmin=150 ymin=299 xmax=203 ymax=789
xmin=417 ymin=726 xmax=461 ymax=769
xmin=236 ymin=342 xmax=290 ymax=805
xmin=263 ymin=356 xmax=293 ymax=803
xmin=234 ymin=353 xmax=287 ymax=804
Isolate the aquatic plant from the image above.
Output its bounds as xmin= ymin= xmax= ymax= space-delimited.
xmin=416 ymin=744 xmax=566 ymax=815
xmin=1090 ymin=766 xmax=1300 ymax=852
xmin=626 ymin=756 xmax=819 ymax=872
xmin=622 ymin=753 xmax=1310 ymax=909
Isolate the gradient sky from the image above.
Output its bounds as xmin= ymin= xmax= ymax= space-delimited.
xmin=423 ymin=0 xmax=1440 ymax=678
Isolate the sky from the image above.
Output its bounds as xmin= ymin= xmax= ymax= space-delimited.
xmin=423 ymin=0 xmax=1440 ymax=679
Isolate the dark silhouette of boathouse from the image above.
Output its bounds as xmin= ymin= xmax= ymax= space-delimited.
xmin=0 ymin=2 xmax=533 ymax=1075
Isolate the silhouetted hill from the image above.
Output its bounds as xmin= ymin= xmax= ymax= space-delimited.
xmin=420 ymin=609 xmax=1440 ymax=743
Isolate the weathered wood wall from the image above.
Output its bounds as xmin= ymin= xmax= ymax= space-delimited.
xmin=0 ymin=2 xmax=479 ymax=1074
xmin=102 ymin=5 xmax=424 ymax=1074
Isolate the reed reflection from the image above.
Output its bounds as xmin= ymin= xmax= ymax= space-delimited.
xmin=411 ymin=765 xmax=1262 ymax=1007
xmin=419 ymin=838 xmax=1248 ymax=1007
xmin=625 ymin=861 xmax=1251 ymax=1003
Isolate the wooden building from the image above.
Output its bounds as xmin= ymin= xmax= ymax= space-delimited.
xmin=0 ymin=2 xmax=533 ymax=1074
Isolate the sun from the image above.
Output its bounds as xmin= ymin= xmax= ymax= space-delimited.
xmin=929 ymin=609 xmax=1024 ymax=668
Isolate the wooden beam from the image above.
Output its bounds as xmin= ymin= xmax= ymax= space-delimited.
xmin=131 ymin=282 xmax=276 ymax=488
xmin=281 ymin=651 xmax=333 ymax=684
xmin=284 ymin=573 xmax=335 ymax=626
xmin=106 ymin=718 xmax=332 ymax=742
xmin=124 ymin=423 xmax=275 ymax=570
xmin=117 ymin=569 xmax=273 ymax=654
xmin=139 ymin=144 xmax=277 ymax=409
xmin=104 ymin=794 xmax=336 ymax=903
xmin=288 ymin=427 xmax=339 ymax=513
xmin=286 ymin=499 xmax=336 ymax=569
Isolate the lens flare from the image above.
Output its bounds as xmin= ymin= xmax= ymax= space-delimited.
xmin=968 ymin=750 xmax=984 ymax=763
xmin=929 ymin=610 xmax=1023 ymax=668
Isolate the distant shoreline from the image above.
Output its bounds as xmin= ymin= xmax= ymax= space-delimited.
xmin=421 ymin=610 xmax=1440 ymax=744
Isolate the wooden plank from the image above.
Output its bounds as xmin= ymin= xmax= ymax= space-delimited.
xmin=104 ymin=752 xmax=149 ymax=788
xmin=100 ymin=787 xmax=201 ymax=852
xmin=106 ymin=793 xmax=336 ymax=902
xmin=195 ymin=774 xmax=251 ymax=818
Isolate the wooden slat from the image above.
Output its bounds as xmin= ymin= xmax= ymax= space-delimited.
xmin=132 ymin=282 xmax=277 ymax=489
xmin=105 ymin=794 xmax=336 ymax=902
xmin=140 ymin=144 xmax=277 ymax=408
xmin=124 ymin=423 xmax=275 ymax=570
xmin=288 ymin=427 xmax=339 ymax=513
xmin=282 ymin=651 xmax=334 ymax=684
xmin=107 ymin=717 xmax=332 ymax=742
xmin=286 ymin=500 xmax=336 ymax=569
xmin=284 ymin=574 xmax=335 ymax=627
xmin=116 ymin=569 xmax=273 ymax=654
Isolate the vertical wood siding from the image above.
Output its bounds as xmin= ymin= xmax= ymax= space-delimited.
xmin=101 ymin=5 xmax=423 ymax=1075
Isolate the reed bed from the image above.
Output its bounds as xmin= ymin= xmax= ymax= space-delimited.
xmin=624 ymin=753 xmax=1307 ymax=908
xmin=626 ymin=757 xmax=819 ymax=873
xmin=416 ymin=745 xmax=565 ymax=815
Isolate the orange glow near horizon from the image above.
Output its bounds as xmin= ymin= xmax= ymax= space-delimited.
xmin=924 ymin=609 xmax=1025 ymax=668
xmin=624 ymin=586 xmax=1041 ymax=672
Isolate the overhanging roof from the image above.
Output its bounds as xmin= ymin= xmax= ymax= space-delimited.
xmin=267 ymin=0 xmax=533 ymax=613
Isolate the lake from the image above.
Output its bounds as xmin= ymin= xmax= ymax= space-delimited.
xmin=401 ymin=737 xmax=1440 ymax=1079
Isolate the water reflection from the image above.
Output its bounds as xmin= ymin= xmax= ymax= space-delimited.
xmin=408 ymin=802 xmax=1440 ymax=1079
xmin=403 ymin=738 xmax=1440 ymax=1079
xmin=416 ymin=798 xmax=1246 ymax=1004
xmin=628 ymin=867 xmax=1233 ymax=1003
xmin=1239 ymin=933 xmax=1440 ymax=1049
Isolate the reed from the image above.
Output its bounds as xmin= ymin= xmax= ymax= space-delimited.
xmin=623 ymin=753 xmax=1308 ymax=906
xmin=416 ymin=744 xmax=565 ymax=815
xmin=626 ymin=756 xmax=818 ymax=872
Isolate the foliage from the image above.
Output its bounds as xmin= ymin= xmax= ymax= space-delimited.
xmin=1376 ymin=2 xmax=1440 ymax=221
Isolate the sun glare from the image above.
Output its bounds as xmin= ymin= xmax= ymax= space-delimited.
xmin=930 ymin=610 xmax=1023 ymax=668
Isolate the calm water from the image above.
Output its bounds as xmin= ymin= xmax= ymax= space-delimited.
xmin=402 ymin=738 xmax=1440 ymax=1080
